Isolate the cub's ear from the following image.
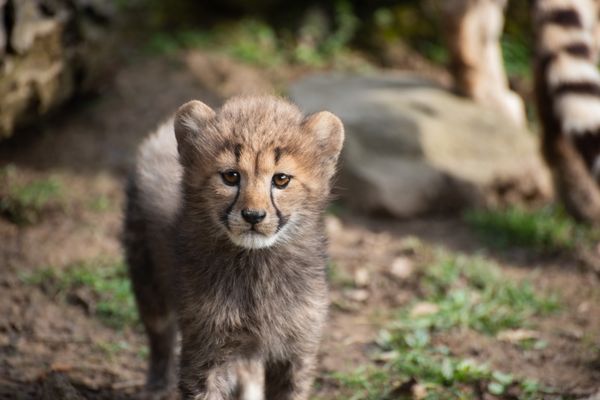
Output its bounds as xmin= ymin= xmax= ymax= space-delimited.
xmin=302 ymin=111 xmax=345 ymax=172
xmin=174 ymin=100 xmax=216 ymax=167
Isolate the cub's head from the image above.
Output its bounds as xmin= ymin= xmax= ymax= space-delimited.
xmin=174 ymin=96 xmax=344 ymax=250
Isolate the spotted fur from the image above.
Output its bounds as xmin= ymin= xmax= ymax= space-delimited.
xmin=123 ymin=96 xmax=344 ymax=399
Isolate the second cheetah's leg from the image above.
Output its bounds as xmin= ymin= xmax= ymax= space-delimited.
xmin=442 ymin=0 xmax=526 ymax=126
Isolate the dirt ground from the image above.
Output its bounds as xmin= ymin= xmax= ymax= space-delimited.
xmin=1 ymin=50 xmax=599 ymax=399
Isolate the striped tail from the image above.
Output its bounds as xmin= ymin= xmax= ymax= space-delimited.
xmin=534 ymin=0 xmax=600 ymax=179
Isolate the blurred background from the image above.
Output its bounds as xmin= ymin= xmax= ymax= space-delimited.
xmin=1 ymin=1 xmax=599 ymax=399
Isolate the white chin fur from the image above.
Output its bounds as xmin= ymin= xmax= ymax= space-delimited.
xmin=229 ymin=231 xmax=281 ymax=249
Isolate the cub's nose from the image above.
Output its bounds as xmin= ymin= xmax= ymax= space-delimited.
xmin=241 ymin=209 xmax=266 ymax=225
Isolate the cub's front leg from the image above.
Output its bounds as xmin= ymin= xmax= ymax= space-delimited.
xmin=265 ymin=352 xmax=318 ymax=400
xmin=178 ymin=335 xmax=228 ymax=400
xmin=179 ymin=333 xmax=264 ymax=400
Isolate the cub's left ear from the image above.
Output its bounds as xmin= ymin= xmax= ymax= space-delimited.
xmin=302 ymin=111 xmax=345 ymax=170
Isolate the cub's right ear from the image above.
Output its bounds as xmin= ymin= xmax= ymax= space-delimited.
xmin=174 ymin=100 xmax=216 ymax=167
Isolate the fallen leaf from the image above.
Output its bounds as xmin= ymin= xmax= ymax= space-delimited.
xmin=410 ymin=302 xmax=439 ymax=317
xmin=344 ymin=288 xmax=370 ymax=302
xmin=497 ymin=329 xmax=540 ymax=343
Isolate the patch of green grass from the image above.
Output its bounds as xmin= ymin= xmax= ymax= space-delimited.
xmin=0 ymin=165 xmax=63 ymax=225
xmin=148 ymin=19 xmax=286 ymax=66
xmin=293 ymin=0 xmax=360 ymax=68
xmin=502 ymin=35 xmax=531 ymax=80
xmin=331 ymin=366 xmax=390 ymax=400
xmin=225 ymin=20 xmax=284 ymax=66
xmin=419 ymin=41 xmax=448 ymax=66
xmin=331 ymin=251 xmax=559 ymax=399
xmin=137 ymin=345 xmax=149 ymax=360
xmin=465 ymin=205 xmax=598 ymax=252
xmin=332 ymin=342 xmax=551 ymax=400
xmin=88 ymin=194 xmax=113 ymax=212
xmin=22 ymin=258 xmax=138 ymax=330
xmin=147 ymin=20 xmax=283 ymax=66
xmin=326 ymin=202 xmax=345 ymax=217
xmin=327 ymin=262 xmax=354 ymax=289
xmin=146 ymin=1 xmax=367 ymax=70
xmin=95 ymin=340 xmax=131 ymax=359
xmin=416 ymin=252 xmax=558 ymax=335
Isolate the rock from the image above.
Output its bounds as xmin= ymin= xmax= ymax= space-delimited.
xmin=289 ymin=73 xmax=552 ymax=217
xmin=353 ymin=268 xmax=370 ymax=287
xmin=0 ymin=0 xmax=113 ymax=139
xmin=389 ymin=257 xmax=414 ymax=280
xmin=577 ymin=301 xmax=591 ymax=314
xmin=324 ymin=215 xmax=343 ymax=236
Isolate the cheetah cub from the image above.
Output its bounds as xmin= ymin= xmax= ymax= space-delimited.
xmin=123 ymin=96 xmax=344 ymax=399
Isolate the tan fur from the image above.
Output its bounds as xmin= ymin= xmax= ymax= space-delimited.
xmin=123 ymin=96 xmax=344 ymax=399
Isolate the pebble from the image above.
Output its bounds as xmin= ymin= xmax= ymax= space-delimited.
xmin=389 ymin=257 xmax=414 ymax=280
xmin=325 ymin=215 xmax=343 ymax=236
xmin=353 ymin=268 xmax=370 ymax=287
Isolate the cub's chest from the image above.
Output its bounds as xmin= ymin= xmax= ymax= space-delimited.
xmin=181 ymin=251 xmax=327 ymax=330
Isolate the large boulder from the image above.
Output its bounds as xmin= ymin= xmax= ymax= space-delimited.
xmin=289 ymin=73 xmax=551 ymax=217
xmin=0 ymin=0 xmax=113 ymax=139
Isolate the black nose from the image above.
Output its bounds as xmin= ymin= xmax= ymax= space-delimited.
xmin=241 ymin=209 xmax=266 ymax=225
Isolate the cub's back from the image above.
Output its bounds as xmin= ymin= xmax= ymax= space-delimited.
xmin=133 ymin=120 xmax=183 ymax=231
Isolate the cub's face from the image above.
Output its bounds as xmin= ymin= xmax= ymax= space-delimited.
xmin=174 ymin=97 xmax=344 ymax=250
xmin=207 ymin=141 xmax=316 ymax=249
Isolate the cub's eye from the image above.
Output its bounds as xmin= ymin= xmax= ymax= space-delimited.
xmin=221 ymin=170 xmax=240 ymax=186
xmin=272 ymin=173 xmax=291 ymax=189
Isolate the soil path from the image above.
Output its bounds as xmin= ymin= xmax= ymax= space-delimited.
xmin=0 ymin=51 xmax=599 ymax=399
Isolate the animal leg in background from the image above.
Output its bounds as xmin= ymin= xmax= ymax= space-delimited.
xmin=442 ymin=0 xmax=526 ymax=127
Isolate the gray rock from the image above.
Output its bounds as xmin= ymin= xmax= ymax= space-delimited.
xmin=290 ymin=73 xmax=551 ymax=217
